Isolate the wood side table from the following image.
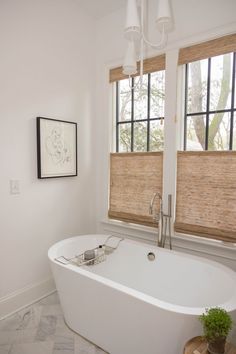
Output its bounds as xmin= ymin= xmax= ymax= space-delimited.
xmin=184 ymin=336 xmax=236 ymax=354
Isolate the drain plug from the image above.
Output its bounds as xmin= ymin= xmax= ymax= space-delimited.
xmin=147 ymin=252 xmax=155 ymax=261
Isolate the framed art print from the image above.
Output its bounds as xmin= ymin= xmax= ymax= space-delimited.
xmin=37 ymin=117 xmax=77 ymax=178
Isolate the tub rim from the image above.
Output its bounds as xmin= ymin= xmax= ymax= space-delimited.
xmin=48 ymin=234 xmax=236 ymax=316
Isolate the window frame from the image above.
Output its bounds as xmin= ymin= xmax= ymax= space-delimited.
xmin=115 ymin=73 xmax=165 ymax=153
xmin=183 ymin=52 xmax=236 ymax=151
xmin=107 ymin=35 xmax=236 ymax=247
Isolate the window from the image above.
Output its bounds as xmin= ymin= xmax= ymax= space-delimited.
xmin=176 ymin=34 xmax=236 ymax=243
xmin=108 ymin=34 xmax=236 ymax=244
xmin=115 ymin=71 xmax=165 ymax=152
xmin=108 ymin=55 xmax=166 ymax=228
xmin=184 ymin=52 xmax=236 ymax=150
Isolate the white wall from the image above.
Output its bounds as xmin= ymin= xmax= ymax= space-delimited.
xmin=0 ymin=0 xmax=96 ymax=318
xmin=94 ymin=0 xmax=236 ymax=267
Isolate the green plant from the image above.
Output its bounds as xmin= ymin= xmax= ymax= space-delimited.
xmin=199 ymin=307 xmax=233 ymax=340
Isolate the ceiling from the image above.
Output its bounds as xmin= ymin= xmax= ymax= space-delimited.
xmin=77 ymin=0 xmax=126 ymax=19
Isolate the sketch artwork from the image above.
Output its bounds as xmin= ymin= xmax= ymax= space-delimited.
xmin=45 ymin=126 xmax=71 ymax=166
xmin=37 ymin=117 xmax=77 ymax=178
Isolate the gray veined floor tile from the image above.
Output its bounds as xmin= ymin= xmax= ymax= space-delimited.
xmin=53 ymin=337 xmax=74 ymax=354
xmin=95 ymin=348 xmax=107 ymax=354
xmin=0 ymin=305 xmax=42 ymax=332
xmin=35 ymin=315 xmax=57 ymax=341
xmin=52 ymin=326 xmax=75 ymax=354
xmin=74 ymin=335 xmax=107 ymax=354
xmin=37 ymin=292 xmax=60 ymax=306
xmin=54 ymin=323 xmax=76 ymax=339
xmin=0 ymin=313 xmax=21 ymax=332
xmin=9 ymin=341 xmax=54 ymax=354
xmin=0 ymin=345 xmax=11 ymax=354
xmin=41 ymin=304 xmax=63 ymax=317
xmin=0 ymin=329 xmax=37 ymax=346
xmin=0 ymin=292 xmax=108 ymax=354
xmin=55 ymin=314 xmax=68 ymax=329
xmin=53 ymin=349 xmax=74 ymax=354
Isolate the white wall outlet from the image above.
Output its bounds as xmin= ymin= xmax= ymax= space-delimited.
xmin=10 ymin=180 xmax=20 ymax=195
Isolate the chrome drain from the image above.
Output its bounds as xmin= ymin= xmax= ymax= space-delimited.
xmin=147 ymin=252 xmax=155 ymax=261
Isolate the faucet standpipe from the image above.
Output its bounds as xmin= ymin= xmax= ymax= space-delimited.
xmin=149 ymin=192 xmax=172 ymax=250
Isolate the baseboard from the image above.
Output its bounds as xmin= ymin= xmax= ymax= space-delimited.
xmin=0 ymin=277 xmax=56 ymax=320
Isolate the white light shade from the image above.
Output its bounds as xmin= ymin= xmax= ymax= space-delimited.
xmin=124 ymin=0 xmax=141 ymax=41
xmin=156 ymin=0 xmax=172 ymax=32
xmin=122 ymin=41 xmax=137 ymax=76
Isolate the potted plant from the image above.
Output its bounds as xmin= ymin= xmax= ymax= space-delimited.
xmin=199 ymin=307 xmax=233 ymax=354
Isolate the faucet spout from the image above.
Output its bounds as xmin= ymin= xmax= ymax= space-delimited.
xmin=149 ymin=192 xmax=162 ymax=215
xmin=149 ymin=192 xmax=163 ymax=247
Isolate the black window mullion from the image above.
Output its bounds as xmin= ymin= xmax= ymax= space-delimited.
xmin=229 ymin=52 xmax=236 ymax=150
xmin=205 ymin=58 xmax=211 ymax=150
xmin=147 ymin=73 xmax=151 ymax=151
xmin=131 ymin=78 xmax=134 ymax=152
xmin=186 ymin=108 xmax=233 ymax=117
xmin=116 ymin=81 xmax=120 ymax=152
xmin=183 ymin=64 xmax=189 ymax=150
xmin=117 ymin=117 xmax=166 ymax=125
xmin=183 ymin=52 xmax=236 ymax=152
xmin=116 ymin=72 xmax=165 ymax=153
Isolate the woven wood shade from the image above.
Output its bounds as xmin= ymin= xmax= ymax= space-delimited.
xmin=175 ymin=151 xmax=236 ymax=243
xmin=109 ymin=54 xmax=165 ymax=83
xmin=109 ymin=152 xmax=163 ymax=227
xmin=178 ymin=33 xmax=236 ymax=65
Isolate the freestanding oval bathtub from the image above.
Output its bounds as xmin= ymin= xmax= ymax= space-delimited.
xmin=48 ymin=234 xmax=236 ymax=354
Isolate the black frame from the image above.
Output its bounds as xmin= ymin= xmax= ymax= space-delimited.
xmin=184 ymin=52 xmax=236 ymax=150
xmin=115 ymin=73 xmax=165 ymax=152
xmin=37 ymin=116 xmax=77 ymax=179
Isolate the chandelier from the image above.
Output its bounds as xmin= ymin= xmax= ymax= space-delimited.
xmin=122 ymin=0 xmax=173 ymax=80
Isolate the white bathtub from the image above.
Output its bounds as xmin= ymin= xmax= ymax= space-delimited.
xmin=48 ymin=234 xmax=236 ymax=354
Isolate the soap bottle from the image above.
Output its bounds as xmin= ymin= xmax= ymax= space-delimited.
xmin=97 ymin=245 xmax=105 ymax=261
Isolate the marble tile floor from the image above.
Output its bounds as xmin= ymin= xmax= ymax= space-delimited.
xmin=0 ymin=292 xmax=107 ymax=354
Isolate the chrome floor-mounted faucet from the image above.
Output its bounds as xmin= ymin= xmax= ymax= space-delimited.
xmin=149 ymin=192 xmax=163 ymax=247
xmin=149 ymin=192 xmax=172 ymax=249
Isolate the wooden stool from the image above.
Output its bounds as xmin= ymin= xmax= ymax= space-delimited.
xmin=183 ymin=336 xmax=236 ymax=354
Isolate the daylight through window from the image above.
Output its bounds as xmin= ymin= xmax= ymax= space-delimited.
xmin=116 ymin=71 xmax=165 ymax=152
xmin=184 ymin=52 xmax=236 ymax=150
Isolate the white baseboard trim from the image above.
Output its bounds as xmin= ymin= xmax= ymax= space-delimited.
xmin=0 ymin=277 xmax=56 ymax=321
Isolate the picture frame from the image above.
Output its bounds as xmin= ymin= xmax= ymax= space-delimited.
xmin=36 ymin=117 xmax=77 ymax=179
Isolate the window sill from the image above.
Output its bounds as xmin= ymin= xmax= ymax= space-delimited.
xmin=100 ymin=218 xmax=236 ymax=263
xmin=100 ymin=218 xmax=157 ymax=243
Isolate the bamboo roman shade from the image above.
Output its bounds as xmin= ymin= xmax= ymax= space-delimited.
xmin=175 ymin=151 xmax=236 ymax=243
xmin=109 ymin=54 xmax=165 ymax=83
xmin=109 ymin=152 xmax=163 ymax=227
xmin=178 ymin=33 xmax=236 ymax=65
